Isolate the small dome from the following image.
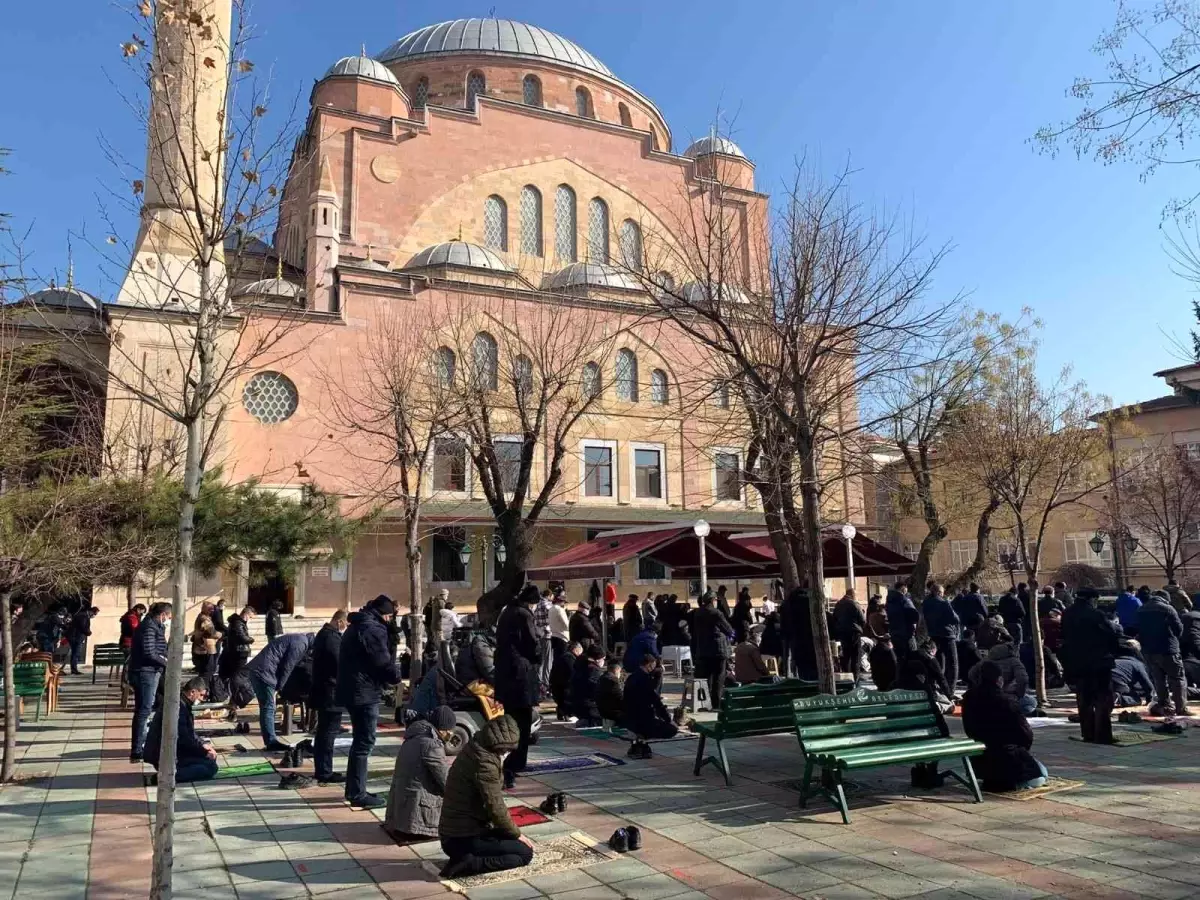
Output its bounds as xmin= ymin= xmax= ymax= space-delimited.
xmin=542 ymin=262 xmax=641 ymax=292
xmin=324 ymin=54 xmax=400 ymax=85
xmin=17 ymin=286 xmax=102 ymax=311
xmin=234 ymin=278 xmax=304 ymax=300
xmin=679 ymin=280 xmax=749 ymax=306
xmin=683 ymin=136 xmax=747 ymax=160
xmin=404 ymin=241 xmax=513 ymax=272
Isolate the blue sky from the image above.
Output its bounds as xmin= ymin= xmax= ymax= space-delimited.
xmin=1 ymin=0 xmax=1193 ymax=406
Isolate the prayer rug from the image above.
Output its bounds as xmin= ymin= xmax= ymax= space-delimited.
xmin=524 ymin=752 xmax=626 ymax=774
xmin=509 ymin=805 xmax=553 ymax=827
xmin=985 ymin=777 xmax=1085 ymax=801
xmin=1069 ymin=731 xmax=1184 ymax=746
xmin=576 ymin=725 xmax=698 ymax=743
xmin=437 ymin=831 xmax=614 ymax=891
xmin=142 ymin=761 xmax=276 ymax=786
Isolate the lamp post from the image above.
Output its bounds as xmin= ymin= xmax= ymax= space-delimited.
xmin=694 ymin=519 xmax=711 ymax=597
xmin=841 ymin=523 xmax=857 ymax=594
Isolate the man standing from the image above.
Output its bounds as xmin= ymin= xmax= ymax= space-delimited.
xmin=246 ymin=631 xmax=314 ymax=751
xmin=336 ymin=595 xmax=400 ymax=808
xmin=119 ymin=603 xmax=145 ymax=655
xmin=129 ymin=602 xmax=172 ymax=763
xmin=1115 ymin=586 xmax=1142 ymax=637
xmin=66 ymin=606 xmax=99 ymax=675
xmin=1061 ymin=587 xmax=1118 ymax=744
xmin=569 ymin=600 xmax=599 ymax=649
xmin=886 ymin=583 xmax=920 ymax=661
xmin=1137 ymin=590 xmax=1191 ymax=716
xmin=922 ymin=584 xmax=961 ymax=695
xmin=998 ymin=587 xmax=1027 ymax=647
xmin=692 ymin=590 xmax=735 ymax=706
xmin=494 ymin=585 xmax=542 ymax=788
xmin=144 ymin=676 xmax=219 ymax=783
xmin=309 ymin=610 xmax=349 ymax=784
xmin=534 ymin=590 xmax=554 ymax=696
xmin=952 ymin=583 xmax=988 ymax=633
xmin=831 ymin=589 xmax=866 ymax=684
xmin=548 ymin=591 xmax=570 ymax=659
xmin=265 ymin=599 xmax=284 ymax=644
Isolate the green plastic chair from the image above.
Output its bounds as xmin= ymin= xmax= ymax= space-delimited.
xmin=11 ymin=661 xmax=50 ymax=722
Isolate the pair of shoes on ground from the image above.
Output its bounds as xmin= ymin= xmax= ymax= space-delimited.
xmin=538 ymin=793 xmax=567 ymax=815
xmin=608 ymin=825 xmax=642 ymax=853
xmin=318 ymin=772 xmax=346 ymax=785
xmin=233 ymin=720 xmax=250 ymax=735
xmin=279 ymin=772 xmax=314 ymax=789
xmin=626 ymin=740 xmax=653 ymax=760
xmin=1117 ymin=710 xmax=1144 ymax=724
xmin=347 ymin=791 xmax=386 ymax=809
xmin=1153 ymin=721 xmax=1186 ymax=735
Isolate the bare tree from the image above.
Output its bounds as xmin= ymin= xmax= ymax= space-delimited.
xmin=1117 ymin=442 xmax=1200 ymax=580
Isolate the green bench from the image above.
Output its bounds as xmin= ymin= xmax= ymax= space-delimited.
xmin=92 ymin=643 xmax=127 ymax=685
xmin=9 ymin=661 xmax=51 ymax=722
xmin=792 ymin=687 xmax=985 ymax=824
xmin=694 ymin=679 xmax=848 ymax=785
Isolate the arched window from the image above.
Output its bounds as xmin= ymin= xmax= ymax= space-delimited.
xmin=619 ymin=219 xmax=642 ymax=270
xmin=472 ymin=331 xmax=498 ymax=391
xmin=618 ymin=103 xmax=632 ymax=127
xmin=513 ymin=354 xmax=533 ymax=402
xmin=466 ymin=70 xmax=486 ymax=109
xmin=650 ymin=126 xmax=660 ymax=151
xmin=412 ymin=76 xmax=429 ymax=109
xmin=575 ymin=86 xmax=593 ymax=118
xmin=483 ymin=195 xmax=507 ymax=251
xmin=435 ymin=347 xmax=456 ymax=388
xmin=522 ymin=74 xmax=542 ymax=106
xmin=582 ymin=361 xmax=601 ymax=399
xmin=520 ymin=185 xmax=542 ymax=256
xmin=615 ymin=349 xmax=638 ymax=402
xmin=554 ymin=185 xmax=577 ymax=262
xmin=587 ymin=198 xmax=609 ymax=263
xmin=650 ymin=369 xmax=668 ymax=405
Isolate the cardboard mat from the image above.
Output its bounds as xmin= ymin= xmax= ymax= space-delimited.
xmin=985 ymin=777 xmax=1085 ymax=802
xmin=437 ymin=831 xmax=615 ymax=891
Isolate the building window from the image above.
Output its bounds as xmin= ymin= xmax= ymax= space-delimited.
xmin=1184 ymin=441 xmax=1200 ymax=461
xmin=615 ymin=349 xmax=638 ymax=402
xmin=714 ymin=451 xmax=740 ymax=501
xmin=412 ymin=76 xmax=428 ymax=108
xmin=619 ymin=219 xmax=642 ymax=270
xmin=472 ymin=331 xmax=498 ymax=391
xmin=637 ymin=556 xmax=667 ymax=581
xmin=582 ymin=361 xmax=601 ymax=399
xmin=649 ymin=369 xmax=668 ymax=405
xmin=587 ymin=197 xmax=609 ymax=263
xmin=434 ymin=346 xmax=456 ymax=388
xmin=242 ymin=371 xmax=298 ymax=424
xmin=466 ymin=70 xmax=486 ymax=108
xmin=513 ymin=354 xmax=533 ymax=403
xmin=520 ymin=185 xmax=542 ymax=256
xmin=522 ymin=74 xmax=542 ymax=106
xmin=575 ymin=86 xmax=593 ymax=117
xmin=432 ymin=527 xmax=467 ymax=583
xmin=634 ymin=447 xmax=662 ymax=499
xmin=902 ymin=543 xmax=921 ymax=561
xmin=650 ymin=126 xmax=660 ymax=150
xmin=1064 ymin=532 xmax=1112 ymax=568
xmin=583 ymin=445 xmax=613 ymax=497
xmin=494 ymin=439 xmax=522 ymax=493
xmin=483 ymin=195 xmax=507 ymax=251
xmin=433 ymin=437 xmax=467 ymax=492
xmin=618 ymin=102 xmax=632 ymax=127
xmin=711 ymin=380 xmax=730 ymax=409
xmin=950 ymin=540 xmax=977 ymax=571
xmin=554 ymin=185 xmax=577 ymax=262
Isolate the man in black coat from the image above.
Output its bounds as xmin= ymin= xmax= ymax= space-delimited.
xmin=336 ymin=595 xmax=400 ymax=808
xmin=1137 ymin=591 xmax=1191 ymax=716
xmin=1060 ymin=587 xmax=1118 ymax=744
xmin=953 ymin=583 xmax=989 ymax=633
xmin=1181 ymin=605 xmax=1200 ymax=688
xmin=309 ymin=610 xmax=349 ymax=784
xmin=961 ymin=660 xmax=1047 ymax=792
xmin=998 ymin=588 xmax=1027 ymax=647
xmin=622 ymin=594 xmax=643 ymax=644
xmin=831 ymin=589 xmax=866 ymax=684
xmin=144 ymin=676 xmax=218 ymax=782
xmin=623 ymin=653 xmax=679 ymax=742
xmin=691 ymin=590 xmax=735 ymax=706
xmin=922 ymin=584 xmax=961 ymax=695
xmin=569 ymin=601 xmax=599 ymax=649
xmin=129 ymin=601 xmax=172 ymax=763
xmin=494 ymin=584 xmax=542 ymax=786
xmin=66 ymin=606 xmax=98 ymax=675
xmin=885 ymin=584 xmax=920 ymax=661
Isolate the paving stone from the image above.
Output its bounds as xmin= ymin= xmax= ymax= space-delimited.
xmin=603 ymin=873 xmax=692 ymax=899
xmin=587 ymin=858 xmax=659 ymax=884
xmin=465 ymin=881 xmax=543 ymax=900
xmin=757 ymin=864 xmax=842 ymax=894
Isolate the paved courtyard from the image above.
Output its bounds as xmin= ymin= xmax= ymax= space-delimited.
xmin=2 ymin=675 xmax=1200 ymax=900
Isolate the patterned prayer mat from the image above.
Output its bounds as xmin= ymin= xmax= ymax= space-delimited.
xmin=575 ymin=725 xmax=698 ymax=743
xmin=1070 ymin=731 xmax=1184 ymax=746
xmin=985 ymin=777 xmax=1085 ymax=801
xmin=524 ymin=752 xmax=626 ymax=774
xmin=437 ymin=831 xmax=615 ymax=890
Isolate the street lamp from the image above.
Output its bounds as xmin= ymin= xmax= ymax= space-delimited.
xmin=841 ymin=523 xmax=857 ymax=593
xmin=458 ymin=541 xmax=473 ymax=569
xmin=494 ymin=534 xmax=508 ymax=566
xmin=1088 ymin=531 xmax=1106 ymax=556
xmin=1123 ymin=534 xmax=1139 ymax=556
xmin=694 ymin=519 xmax=711 ymax=597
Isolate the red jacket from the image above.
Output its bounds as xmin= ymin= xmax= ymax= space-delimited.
xmin=120 ymin=611 xmax=142 ymax=650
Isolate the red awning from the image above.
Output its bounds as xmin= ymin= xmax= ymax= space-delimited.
xmin=730 ymin=530 xmax=916 ymax=578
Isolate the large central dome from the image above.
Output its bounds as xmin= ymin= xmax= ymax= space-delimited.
xmin=377 ymin=18 xmax=615 ymax=79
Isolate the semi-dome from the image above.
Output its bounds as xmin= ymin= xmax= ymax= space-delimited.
xmin=324 ymin=53 xmax=401 ymax=85
xmin=234 ymin=277 xmax=304 ymax=300
xmin=404 ymin=240 xmax=513 ymax=272
xmin=378 ymin=19 xmax=615 ymax=79
xmin=16 ymin=286 xmax=102 ymax=311
xmin=679 ymin=280 xmax=749 ymax=306
xmin=683 ymin=136 xmax=747 ymax=160
xmin=542 ymin=262 xmax=641 ymax=292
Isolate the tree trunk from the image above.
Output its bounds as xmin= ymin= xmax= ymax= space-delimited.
xmin=149 ymin=411 xmax=205 ymax=899
xmin=798 ymin=447 xmax=835 ymax=694
xmin=1027 ymin=572 xmax=1048 ymax=707
xmin=126 ymin=575 xmax=137 ymax=611
xmin=1 ymin=589 xmax=17 ymax=783
xmin=478 ymin=514 xmax=530 ymax=622
xmin=405 ymin=520 xmax=424 ymax=689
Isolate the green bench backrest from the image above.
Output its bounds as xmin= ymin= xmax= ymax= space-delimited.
xmin=793 ymin=688 xmax=945 ymax=755
xmin=93 ymin=644 xmax=126 ymax=664
xmin=12 ymin=661 xmax=48 ymax=687
xmin=717 ymin=680 xmax=825 ymax=732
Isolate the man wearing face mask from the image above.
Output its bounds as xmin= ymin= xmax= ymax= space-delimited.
xmin=438 ymin=714 xmax=534 ymax=878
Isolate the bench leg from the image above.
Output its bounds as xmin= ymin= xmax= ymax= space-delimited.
xmin=716 ymin=739 xmax=732 ymax=786
xmin=832 ymin=771 xmax=850 ymax=824
xmin=961 ymin=756 xmax=983 ymax=803
xmin=798 ymin=758 xmax=814 ymax=808
xmin=693 ymin=734 xmax=707 ymax=777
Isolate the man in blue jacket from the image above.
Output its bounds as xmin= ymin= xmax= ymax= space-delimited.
xmin=144 ymin=676 xmax=218 ymax=782
xmin=952 ymin=583 xmax=989 ymax=632
xmin=336 ymin=595 xmax=400 ymax=808
xmin=1115 ymin=586 xmax=1143 ymax=636
xmin=129 ymin=602 xmax=172 ymax=763
xmin=886 ymin=583 xmax=920 ymax=660
xmin=246 ymin=631 xmax=314 ymax=751
xmin=922 ymin=584 xmax=962 ymax=695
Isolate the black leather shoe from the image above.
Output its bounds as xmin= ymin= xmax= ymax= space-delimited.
xmin=539 ymin=795 xmax=558 ymax=815
xmin=555 ymin=792 xmax=566 ymax=813
xmin=626 ymin=825 xmax=642 ymax=851
xmin=608 ymin=828 xmax=629 ymax=853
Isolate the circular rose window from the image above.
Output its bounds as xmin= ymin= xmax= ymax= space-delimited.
xmin=242 ymin=371 xmax=298 ymax=424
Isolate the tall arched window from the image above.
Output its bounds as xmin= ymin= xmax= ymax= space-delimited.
xmin=483 ymin=195 xmax=507 ymax=251
xmin=554 ymin=185 xmax=577 ymax=262
xmin=615 ymin=349 xmax=638 ymax=402
xmin=582 ymin=361 xmax=601 ymax=399
xmin=513 ymin=354 xmax=533 ymax=402
xmin=522 ymin=74 xmax=542 ymax=106
xmin=520 ymin=186 xmax=542 ymax=256
xmin=618 ymin=103 xmax=632 ymax=127
xmin=466 ymin=70 xmax=486 ymax=109
xmin=619 ymin=219 xmax=642 ymax=270
xmin=587 ymin=198 xmax=609 ymax=263
xmin=472 ymin=332 xmax=498 ymax=391
xmin=412 ymin=76 xmax=429 ymax=109
xmin=650 ymin=126 xmax=660 ymax=151
xmin=575 ymin=86 xmax=593 ymax=118
xmin=435 ymin=347 xmax=456 ymax=388
xmin=650 ymin=369 xmax=668 ymax=405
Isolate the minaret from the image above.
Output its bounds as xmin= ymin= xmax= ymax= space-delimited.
xmin=305 ymin=156 xmax=342 ymax=313
xmin=116 ymin=0 xmax=232 ymax=308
